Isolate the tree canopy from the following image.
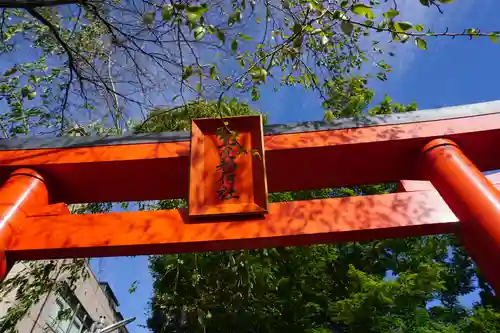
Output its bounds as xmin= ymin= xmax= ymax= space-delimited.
xmin=0 ymin=0 xmax=498 ymax=135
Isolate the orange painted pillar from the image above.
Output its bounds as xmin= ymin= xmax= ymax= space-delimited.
xmin=0 ymin=169 xmax=48 ymax=281
xmin=422 ymin=138 xmax=500 ymax=294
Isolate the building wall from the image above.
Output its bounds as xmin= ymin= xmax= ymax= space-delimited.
xmin=73 ymin=266 xmax=124 ymax=330
xmin=0 ymin=261 xmax=54 ymax=332
xmin=0 ymin=260 xmax=128 ymax=333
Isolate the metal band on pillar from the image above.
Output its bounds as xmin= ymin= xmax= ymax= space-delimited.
xmin=422 ymin=138 xmax=500 ymax=294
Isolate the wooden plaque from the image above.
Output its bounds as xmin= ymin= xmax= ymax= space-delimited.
xmin=189 ymin=115 xmax=268 ymax=218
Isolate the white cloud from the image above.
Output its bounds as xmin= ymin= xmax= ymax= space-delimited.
xmin=365 ymin=0 xmax=475 ymax=75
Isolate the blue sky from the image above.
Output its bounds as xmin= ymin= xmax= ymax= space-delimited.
xmin=86 ymin=1 xmax=499 ymax=331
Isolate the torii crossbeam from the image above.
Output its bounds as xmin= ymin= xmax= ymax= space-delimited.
xmin=1 ymin=101 xmax=500 ymax=294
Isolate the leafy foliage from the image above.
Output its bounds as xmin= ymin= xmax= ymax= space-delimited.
xmin=0 ymin=259 xmax=88 ymax=333
xmin=0 ymin=0 xmax=498 ymax=133
xmin=135 ymin=100 xmax=263 ymax=134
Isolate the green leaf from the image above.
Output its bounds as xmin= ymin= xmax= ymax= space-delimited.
xmin=27 ymin=91 xmax=36 ymax=100
xmin=340 ymin=21 xmax=353 ymax=35
xmin=439 ymin=0 xmax=456 ymax=3
xmin=251 ymin=86 xmax=260 ymax=101
xmin=4 ymin=67 xmax=17 ymax=76
xmin=489 ymin=33 xmax=499 ymax=44
xmin=419 ymin=0 xmax=430 ymax=6
xmin=466 ymin=28 xmax=478 ymax=37
xmin=162 ymin=5 xmax=173 ymax=21
xmin=182 ymin=66 xmax=193 ymax=80
xmin=415 ymin=37 xmax=427 ymax=50
xmin=228 ymin=9 xmax=242 ymax=26
xmin=383 ymin=9 xmax=399 ymax=19
xmin=29 ymin=74 xmax=41 ymax=84
xmin=293 ymin=36 xmax=303 ymax=48
xmin=308 ymin=0 xmax=323 ymax=12
xmin=187 ymin=12 xmax=197 ymax=24
xmin=414 ymin=24 xmax=424 ymax=32
xmin=216 ymin=29 xmax=226 ymax=44
xmin=231 ymin=39 xmax=238 ymax=53
xmin=324 ymin=110 xmax=334 ymax=121
xmin=364 ymin=19 xmax=374 ymax=27
xmin=399 ymin=33 xmax=410 ymax=43
xmin=331 ymin=10 xmax=347 ymax=20
xmin=221 ymin=102 xmax=231 ymax=115
xmin=238 ymin=56 xmax=245 ymax=68
xmin=395 ymin=21 xmax=413 ymax=32
xmin=186 ymin=5 xmax=208 ymax=15
xmin=21 ymin=85 xmax=32 ymax=97
xmin=309 ymin=28 xmax=322 ymax=35
xmin=238 ymin=33 xmax=253 ymax=41
xmin=321 ymin=35 xmax=329 ymax=45
xmin=210 ymin=65 xmax=217 ymax=80
xmin=128 ymin=280 xmax=138 ymax=294
xmin=186 ymin=6 xmax=207 ymax=24
xmin=250 ymin=68 xmax=267 ymax=82
xmin=292 ymin=23 xmax=302 ymax=34
xmin=142 ymin=12 xmax=155 ymax=25
xmin=193 ymin=26 xmax=206 ymax=40
xmin=351 ymin=4 xmax=375 ymax=19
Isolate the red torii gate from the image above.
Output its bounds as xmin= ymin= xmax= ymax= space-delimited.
xmin=1 ymin=101 xmax=500 ymax=294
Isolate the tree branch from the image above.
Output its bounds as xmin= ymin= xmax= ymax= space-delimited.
xmin=27 ymin=6 xmax=143 ymax=119
xmin=338 ymin=14 xmax=494 ymax=39
xmin=0 ymin=0 xmax=79 ymax=8
xmin=26 ymin=7 xmax=82 ymax=132
xmin=26 ymin=8 xmax=81 ymax=79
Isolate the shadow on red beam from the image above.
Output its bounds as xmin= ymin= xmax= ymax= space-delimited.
xmin=2 ymin=112 xmax=500 ymax=203
xmin=6 ymin=190 xmax=459 ymax=261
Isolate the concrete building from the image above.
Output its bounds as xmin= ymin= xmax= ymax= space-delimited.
xmin=0 ymin=260 xmax=129 ymax=333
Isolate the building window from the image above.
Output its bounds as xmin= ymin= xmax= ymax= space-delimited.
xmin=46 ymin=295 xmax=86 ymax=333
